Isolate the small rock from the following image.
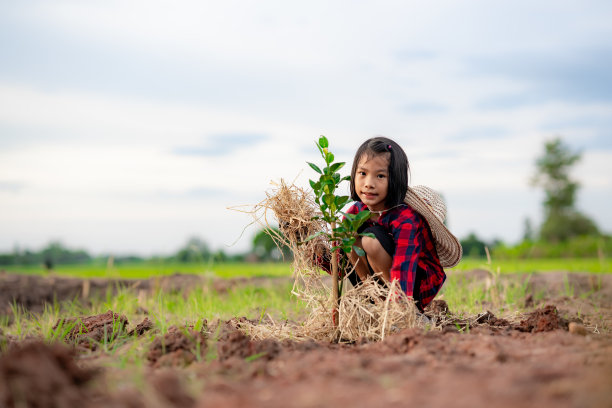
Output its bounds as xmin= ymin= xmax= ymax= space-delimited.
xmin=568 ymin=322 xmax=588 ymax=336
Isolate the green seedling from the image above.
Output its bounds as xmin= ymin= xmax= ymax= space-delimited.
xmin=305 ymin=135 xmax=373 ymax=326
xmin=245 ymin=352 xmax=267 ymax=362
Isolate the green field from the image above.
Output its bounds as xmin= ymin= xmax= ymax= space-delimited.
xmin=2 ymin=257 xmax=608 ymax=279
xmin=1 ymin=261 xmax=293 ymax=279
xmin=454 ymin=257 xmax=610 ymax=274
xmin=2 ymin=256 xmax=609 ymax=356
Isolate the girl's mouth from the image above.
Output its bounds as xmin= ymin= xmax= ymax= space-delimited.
xmin=362 ymin=192 xmax=377 ymax=198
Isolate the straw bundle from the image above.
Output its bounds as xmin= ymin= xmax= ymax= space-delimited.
xmin=233 ymin=179 xmax=422 ymax=343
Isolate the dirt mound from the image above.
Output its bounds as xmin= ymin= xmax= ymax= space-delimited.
xmin=217 ymin=322 xmax=281 ymax=361
xmin=473 ymin=310 xmax=511 ymax=326
xmin=0 ymin=328 xmax=17 ymax=349
xmin=147 ymin=325 xmax=208 ymax=368
xmin=196 ymin=326 xmax=612 ymax=408
xmin=127 ymin=317 xmax=154 ymax=337
xmin=55 ymin=310 xmax=128 ymax=350
xmin=0 ymin=341 xmax=97 ymax=407
xmin=425 ymin=299 xmax=450 ymax=315
xmin=149 ymin=370 xmax=196 ymax=408
xmin=517 ymin=305 xmax=569 ymax=333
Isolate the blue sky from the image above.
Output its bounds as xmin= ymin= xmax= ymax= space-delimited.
xmin=1 ymin=0 xmax=611 ymax=255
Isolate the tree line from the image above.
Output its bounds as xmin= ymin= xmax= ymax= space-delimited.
xmin=1 ymin=137 xmax=607 ymax=267
xmin=0 ymin=232 xmax=289 ymax=268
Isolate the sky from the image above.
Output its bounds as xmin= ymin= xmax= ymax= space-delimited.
xmin=1 ymin=0 xmax=611 ymax=256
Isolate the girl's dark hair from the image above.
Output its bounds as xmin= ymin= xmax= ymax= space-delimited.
xmin=350 ymin=137 xmax=410 ymax=207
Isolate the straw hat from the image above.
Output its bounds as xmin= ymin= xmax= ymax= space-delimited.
xmin=404 ymin=185 xmax=462 ymax=268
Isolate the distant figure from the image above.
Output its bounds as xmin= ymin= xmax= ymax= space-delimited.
xmin=43 ymin=258 xmax=54 ymax=272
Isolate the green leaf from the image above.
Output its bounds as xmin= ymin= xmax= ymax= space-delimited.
xmin=326 ymin=152 xmax=335 ymax=164
xmin=303 ymin=231 xmax=325 ymax=242
xmin=330 ymin=162 xmax=345 ymax=172
xmin=309 ymin=179 xmax=317 ymax=189
xmin=353 ymin=246 xmax=365 ymax=257
xmin=335 ymin=195 xmax=349 ymax=208
xmin=341 ymin=175 xmax=351 ymax=182
xmin=322 ymin=194 xmax=334 ymax=206
xmin=342 ymin=236 xmax=356 ymax=246
xmin=342 ymin=212 xmax=355 ymax=221
xmin=355 ymin=210 xmax=371 ymax=221
xmin=342 ymin=219 xmax=352 ymax=230
xmin=333 ymin=225 xmax=347 ymax=234
xmin=359 ymin=232 xmax=375 ymax=239
xmin=307 ymin=162 xmax=322 ymax=174
xmin=319 ymin=135 xmax=329 ymax=148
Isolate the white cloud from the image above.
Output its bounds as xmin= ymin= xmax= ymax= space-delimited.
xmin=1 ymin=1 xmax=611 ymax=254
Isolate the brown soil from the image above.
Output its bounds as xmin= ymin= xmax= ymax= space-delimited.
xmin=147 ymin=325 xmax=208 ymax=368
xmin=0 ymin=341 xmax=97 ymax=407
xmin=128 ymin=317 xmax=154 ymax=337
xmin=217 ymin=321 xmax=281 ymax=362
xmin=517 ymin=305 xmax=569 ymax=332
xmin=55 ymin=310 xmax=129 ymax=350
xmin=149 ymin=369 xmax=196 ymax=408
xmin=0 ymin=271 xmax=611 ymax=407
xmin=201 ymin=327 xmax=612 ymax=408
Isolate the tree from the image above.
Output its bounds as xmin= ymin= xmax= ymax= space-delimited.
xmin=252 ymin=227 xmax=291 ymax=261
xmin=460 ymin=232 xmax=488 ymax=257
xmin=175 ymin=237 xmax=211 ymax=263
xmin=531 ymin=137 xmax=598 ymax=242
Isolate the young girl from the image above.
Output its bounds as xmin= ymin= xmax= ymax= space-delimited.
xmin=342 ymin=136 xmax=462 ymax=311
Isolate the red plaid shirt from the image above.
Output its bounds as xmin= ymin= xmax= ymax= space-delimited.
xmin=346 ymin=202 xmax=446 ymax=310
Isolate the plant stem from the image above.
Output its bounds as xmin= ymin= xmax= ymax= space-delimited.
xmin=331 ymin=221 xmax=339 ymax=327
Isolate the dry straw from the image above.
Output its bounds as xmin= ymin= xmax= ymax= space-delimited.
xmin=232 ymin=179 xmax=423 ymax=343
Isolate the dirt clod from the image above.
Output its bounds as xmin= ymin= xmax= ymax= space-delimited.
xmin=0 ymin=341 xmax=97 ymax=408
xmin=54 ymin=310 xmax=128 ymax=350
xmin=474 ymin=311 xmax=511 ymax=326
xmin=147 ymin=326 xmax=208 ymax=368
xmin=517 ymin=305 xmax=568 ymax=333
xmin=217 ymin=324 xmax=282 ymax=362
xmin=425 ymin=299 xmax=449 ymax=315
xmin=128 ymin=317 xmax=154 ymax=336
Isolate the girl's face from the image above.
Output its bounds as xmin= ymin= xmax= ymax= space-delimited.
xmin=354 ymin=153 xmax=389 ymax=212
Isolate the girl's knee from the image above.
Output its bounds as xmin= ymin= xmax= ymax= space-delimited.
xmin=362 ymin=236 xmax=384 ymax=255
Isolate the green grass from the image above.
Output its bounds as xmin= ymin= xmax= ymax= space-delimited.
xmin=439 ymin=271 xmax=532 ymax=315
xmin=452 ymin=257 xmax=610 ymax=274
xmin=2 ymin=256 xmax=609 ymax=280
xmin=1 ymin=256 xmax=608 ymax=345
xmin=2 ymin=281 xmax=304 ymax=336
xmin=1 ymin=261 xmax=293 ymax=279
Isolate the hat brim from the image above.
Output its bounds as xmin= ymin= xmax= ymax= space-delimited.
xmin=404 ymin=187 xmax=463 ymax=268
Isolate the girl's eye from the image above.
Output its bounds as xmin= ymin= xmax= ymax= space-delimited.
xmin=377 ymin=174 xmax=386 ymax=179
